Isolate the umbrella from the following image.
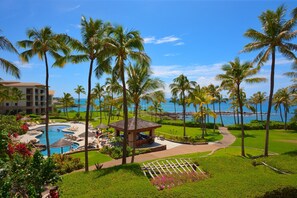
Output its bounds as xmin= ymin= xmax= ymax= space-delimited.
xmin=78 ymin=131 xmax=96 ymax=138
xmin=50 ymin=139 xmax=73 ymax=154
xmin=21 ymin=117 xmax=31 ymax=121
xmin=41 ymin=115 xmax=46 ymax=119
xmin=96 ymin=123 xmax=108 ymax=129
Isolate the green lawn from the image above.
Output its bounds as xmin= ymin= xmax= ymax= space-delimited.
xmin=59 ymin=128 xmax=297 ymax=197
xmin=155 ymin=124 xmax=223 ymax=142
xmin=230 ymin=129 xmax=297 ymax=154
xmin=69 ymin=151 xmax=113 ymax=166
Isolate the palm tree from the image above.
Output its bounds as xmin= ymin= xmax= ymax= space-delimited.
xmin=170 ymin=95 xmax=178 ymax=115
xmin=207 ymin=84 xmax=220 ymax=132
xmin=92 ymin=83 xmax=105 ymax=124
xmin=126 ymin=64 xmax=163 ymax=163
xmin=105 ymin=75 xmax=121 ymax=124
xmin=60 ymin=92 xmax=74 ymax=119
xmin=217 ymin=94 xmax=227 ymax=126
xmin=18 ymin=27 xmax=70 ymax=156
xmin=170 ymin=74 xmax=195 ymax=137
xmin=284 ymin=62 xmax=297 ymax=95
xmin=273 ymin=88 xmax=291 ymax=130
xmin=256 ymin=92 xmax=266 ymax=121
xmin=66 ymin=17 xmax=111 ymax=171
xmin=105 ymin=25 xmax=150 ymax=164
xmin=242 ymin=5 xmax=297 ymax=156
xmin=0 ymin=31 xmax=20 ymax=79
xmin=149 ymin=90 xmax=166 ymax=121
xmin=249 ymin=94 xmax=259 ymax=120
xmin=216 ymin=57 xmax=266 ymax=157
xmin=191 ymin=87 xmax=215 ymax=139
xmin=74 ymin=85 xmax=86 ymax=117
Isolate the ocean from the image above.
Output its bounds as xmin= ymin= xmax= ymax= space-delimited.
xmin=61 ymin=98 xmax=295 ymax=126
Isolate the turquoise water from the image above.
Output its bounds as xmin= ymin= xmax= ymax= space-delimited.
xmin=61 ymin=98 xmax=295 ymax=125
xmin=36 ymin=125 xmax=79 ymax=156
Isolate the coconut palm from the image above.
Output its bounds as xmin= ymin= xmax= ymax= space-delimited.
xmin=170 ymin=74 xmax=195 ymax=137
xmin=273 ymin=88 xmax=291 ymax=130
xmin=284 ymin=62 xmax=297 ymax=96
xmin=191 ymin=88 xmax=215 ymax=139
xmin=170 ymin=95 xmax=178 ymax=115
xmin=0 ymin=31 xmax=20 ymax=79
xmin=207 ymin=84 xmax=220 ymax=132
xmin=217 ymin=94 xmax=227 ymax=126
xmin=74 ymin=85 xmax=86 ymax=117
xmin=60 ymin=92 xmax=74 ymax=119
xmin=149 ymin=90 xmax=166 ymax=121
xmin=255 ymin=91 xmax=266 ymax=121
xmin=216 ymin=57 xmax=266 ymax=156
xmin=66 ymin=17 xmax=111 ymax=171
xmin=92 ymin=83 xmax=105 ymax=124
xmin=105 ymin=75 xmax=121 ymax=124
xmin=242 ymin=5 xmax=297 ymax=156
xmin=126 ymin=64 xmax=163 ymax=163
xmin=105 ymin=25 xmax=150 ymax=164
xmin=18 ymin=27 xmax=70 ymax=156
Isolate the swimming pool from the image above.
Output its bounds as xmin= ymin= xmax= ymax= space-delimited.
xmin=35 ymin=125 xmax=79 ymax=156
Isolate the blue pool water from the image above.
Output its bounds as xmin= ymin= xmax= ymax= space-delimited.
xmin=36 ymin=125 xmax=79 ymax=156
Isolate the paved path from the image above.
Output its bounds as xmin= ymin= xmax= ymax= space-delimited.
xmin=87 ymin=127 xmax=236 ymax=171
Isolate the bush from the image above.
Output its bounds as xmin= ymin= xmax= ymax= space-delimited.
xmin=99 ymin=138 xmax=133 ymax=159
xmin=260 ymin=186 xmax=297 ymax=198
xmin=52 ymin=154 xmax=84 ymax=174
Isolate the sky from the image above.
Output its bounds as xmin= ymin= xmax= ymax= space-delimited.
xmin=1 ymin=0 xmax=296 ymax=98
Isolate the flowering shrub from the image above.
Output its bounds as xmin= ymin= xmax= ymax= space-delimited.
xmin=52 ymin=154 xmax=84 ymax=174
xmin=151 ymin=172 xmax=206 ymax=190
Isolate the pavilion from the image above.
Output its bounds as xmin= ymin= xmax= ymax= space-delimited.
xmin=108 ymin=117 xmax=161 ymax=147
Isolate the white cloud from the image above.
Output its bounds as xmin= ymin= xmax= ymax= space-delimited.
xmin=174 ymin=42 xmax=184 ymax=46
xmin=65 ymin=5 xmax=81 ymax=12
xmin=164 ymin=53 xmax=179 ymax=57
xmin=144 ymin=35 xmax=182 ymax=45
xmin=155 ymin=36 xmax=180 ymax=44
xmin=14 ymin=61 xmax=33 ymax=69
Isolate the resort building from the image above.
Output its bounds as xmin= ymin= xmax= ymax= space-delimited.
xmin=0 ymin=81 xmax=55 ymax=114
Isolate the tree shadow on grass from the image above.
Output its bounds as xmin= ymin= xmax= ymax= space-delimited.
xmin=283 ymin=150 xmax=297 ymax=156
xmin=93 ymin=163 xmax=145 ymax=179
xmin=236 ymin=134 xmax=256 ymax=138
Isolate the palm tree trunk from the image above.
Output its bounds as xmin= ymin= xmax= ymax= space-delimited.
xmin=213 ymin=103 xmax=216 ymax=133
xmin=206 ymin=104 xmax=209 ymax=123
xmin=108 ymin=94 xmax=113 ymax=125
xmin=219 ymin=101 xmax=224 ymax=126
xmin=99 ymin=96 xmax=102 ymax=123
xmin=284 ymin=104 xmax=288 ymax=130
xmin=182 ymin=100 xmax=186 ymax=137
xmin=44 ymin=52 xmax=50 ymax=157
xmin=237 ymin=84 xmax=245 ymax=157
xmin=260 ymin=102 xmax=263 ymax=121
xmin=264 ymin=48 xmax=275 ymax=157
xmin=237 ymin=108 xmax=240 ymax=125
xmin=255 ymin=104 xmax=258 ymax=121
xmin=84 ymin=59 xmax=94 ymax=172
xmin=131 ymin=103 xmax=139 ymax=163
xmin=121 ymin=70 xmax=128 ymax=165
xmin=201 ymin=106 xmax=204 ymax=139
xmin=279 ymin=105 xmax=284 ymax=122
xmin=233 ymin=109 xmax=236 ymax=125
xmin=78 ymin=93 xmax=81 ymax=116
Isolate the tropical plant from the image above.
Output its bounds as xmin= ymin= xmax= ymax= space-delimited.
xmin=207 ymin=84 xmax=220 ymax=132
xmin=216 ymin=57 xmax=266 ymax=156
xmin=74 ymin=85 xmax=86 ymax=116
xmin=66 ymin=17 xmax=111 ymax=171
xmin=18 ymin=27 xmax=70 ymax=156
xmin=273 ymin=88 xmax=291 ymax=130
xmin=0 ymin=30 xmax=20 ymax=80
xmin=126 ymin=63 xmax=164 ymax=163
xmin=170 ymin=95 xmax=178 ymax=115
xmin=284 ymin=62 xmax=297 ymax=98
xmin=217 ymin=94 xmax=227 ymax=126
xmin=105 ymin=25 xmax=150 ymax=164
xmin=105 ymin=75 xmax=121 ymax=124
xmin=92 ymin=83 xmax=105 ymax=123
xmin=242 ymin=5 xmax=297 ymax=156
xmin=60 ymin=92 xmax=74 ymax=119
xmin=170 ymin=74 xmax=195 ymax=137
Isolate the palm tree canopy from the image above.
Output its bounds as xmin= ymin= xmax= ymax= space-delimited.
xmin=170 ymin=74 xmax=195 ymax=102
xmin=74 ymin=85 xmax=86 ymax=95
xmin=0 ymin=31 xmax=20 ymax=79
xmin=216 ymin=57 xmax=267 ymax=91
xmin=242 ymin=5 xmax=297 ymax=66
xmin=18 ymin=27 xmax=70 ymax=66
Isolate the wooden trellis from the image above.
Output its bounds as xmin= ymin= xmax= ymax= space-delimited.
xmin=141 ymin=158 xmax=205 ymax=179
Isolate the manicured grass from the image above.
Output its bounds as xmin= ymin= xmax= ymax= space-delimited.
xmin=69 ymin=151 xmax=113 ymax=166
xmin=59 ymin=147 xmax=297 ymax=198
xmin=155 ymin=124 xmax=223 ymax=142
xmin=230 ymin=129 xmax=297 ymax=154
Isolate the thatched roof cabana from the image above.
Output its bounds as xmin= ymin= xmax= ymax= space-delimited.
xmin=50 ymin=139 xmax=73 ymax=154
xmin=109 ymin=118 xmax=161 ymax=147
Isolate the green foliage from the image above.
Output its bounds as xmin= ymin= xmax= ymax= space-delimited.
xmin=227 ymin=120 xmax=297 ymax=130
xmin=100 ymin=137 xmax=132 ymax=159
xmin=0 ymin=151 xmax=60 ymax=197
xmin=259 ymin=187 xmax=297 ymax=198
xmin=52 ymin=154 xmax=84 ymax=175
xmin=0 ymin=115 xmax=25 ymax=135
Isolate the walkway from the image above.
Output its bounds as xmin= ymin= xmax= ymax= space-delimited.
xmin=88 ymin=127 xmax=236 ymax=170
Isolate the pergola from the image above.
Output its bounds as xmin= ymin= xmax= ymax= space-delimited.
xmin=108 ymin=117 xmax=161 ymax=147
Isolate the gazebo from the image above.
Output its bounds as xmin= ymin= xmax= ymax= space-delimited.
xmin=109 ymin=118 xmax=161 ymax=147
